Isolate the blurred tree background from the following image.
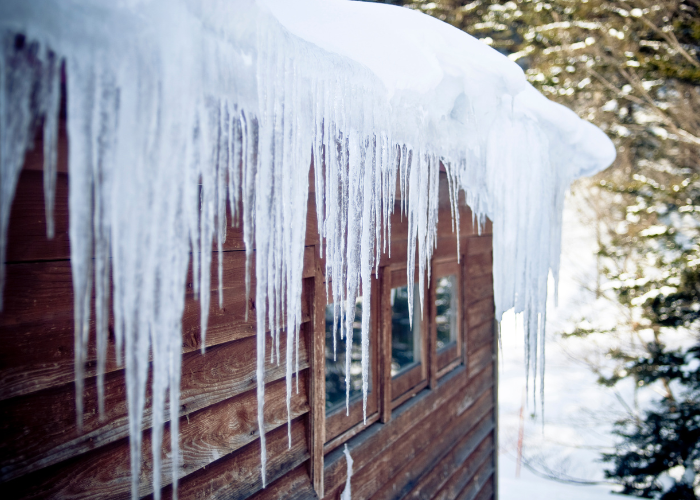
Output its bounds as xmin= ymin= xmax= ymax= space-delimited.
xmin=364 ymin=0 xmax=700 ymax=497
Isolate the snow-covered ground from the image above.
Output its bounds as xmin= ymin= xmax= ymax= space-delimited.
xmin=498 ymin=187 xmax=632 ymax=498
xmin=499 ymin=454 xmax=626 ymax=499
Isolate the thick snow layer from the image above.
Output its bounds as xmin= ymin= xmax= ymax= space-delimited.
xmin=0 ymin=0 xmax=614 ymax=496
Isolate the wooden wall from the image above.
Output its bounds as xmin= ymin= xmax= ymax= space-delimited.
xmin=0 ymin=120 xmax=496 ymax=499
xmin=318 ymin=210 xmax=496 ymax=500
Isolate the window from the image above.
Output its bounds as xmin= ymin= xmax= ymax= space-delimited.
xmin=324 ymin=290 xmax=379 ymax=449
xmin=384 ymin=267 xmax=428 ymax=408
xmin=324 ymin=298 xmax=366 ymax=412
xmin=321 ymin=259 xmax=462 ymax=450
xmin=314 ymin=170 xmax=476 ymax=492
xmin=390 ymin=284 xmax=421 ymax=376
xmin=435 ymin=275 xmax=457 ymax=350
xmin=431 ymin=261 xmax=462 ymax=376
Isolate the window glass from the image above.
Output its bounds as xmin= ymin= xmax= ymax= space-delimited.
xmin=325 ymin=297 xmax=368 ymax=413
xmin=436 ymin=274 xmax=458 ymax=350
xmin=390 ymin=284 xmax=422 ymax=376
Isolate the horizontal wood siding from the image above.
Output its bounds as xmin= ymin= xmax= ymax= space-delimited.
xmin=321 ymin=230 xmax=495 ymax=500
xmin=1 ymin=125 xmax=496 ymax=499
xmin=1 ymin=136 xmax=317 ymax=498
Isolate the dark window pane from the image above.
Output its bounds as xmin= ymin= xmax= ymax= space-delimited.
xmin=436 ymin=274 xmax=458 ymax=351
xmin=325 ymin=297 xmax=369 ymax=414
xmin=391 ymin=284 xmax=421 ymax=377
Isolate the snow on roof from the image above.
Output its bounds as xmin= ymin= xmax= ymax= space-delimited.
xmin=0 ymin=0 xmax=614 ymax=496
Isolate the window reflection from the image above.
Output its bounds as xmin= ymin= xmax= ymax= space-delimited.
xmin=391 ymin=284 xmax=421 ymax=376
xmin=325 ymin=297 xmax=368 ymax=413
xmin=436 ymin=274 xmax=458 ymax=350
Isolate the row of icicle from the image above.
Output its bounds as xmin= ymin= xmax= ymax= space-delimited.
xmin=0 ymin=3 xmax=565 ymax=497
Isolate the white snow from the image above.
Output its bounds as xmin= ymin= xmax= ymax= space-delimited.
xmin=0 ymin=0 xmax=614 ymax=496
xmin=498 ymin=190 xmax=633 ymax=498
xmin=499 ymin=454 xmax=627 ymax=499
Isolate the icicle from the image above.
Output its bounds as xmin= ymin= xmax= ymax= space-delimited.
xmin=216 ymin=101 xmax=228 ymax=311
xmin=360 ymin=132 xmax=375 ymax=422
xmin=539 ymin=309 xmax=546 ymax=427
xmin=66 ymin=54 xmax=96 ymax=432
xmin=0 ymin=0 xmax=616 ymax=496
xmin=92 ymin=66 xmax=117 ymax=419
xmin=340 ymin=444 xmax=354 ymax=500
xmin=42 ymin=51 xmax=60 ymax=240
xmin=0 ymin=35 xmax=41 ymax=309
xmin=242 ymin=113 xmax=256 ymax=324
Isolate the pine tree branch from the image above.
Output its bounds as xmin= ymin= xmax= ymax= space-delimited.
xmin=630 ymin=0 xmax=700 ymax=69
xmin=585 ymin=61 xmax=700 ymax=147
xmin=617 ymin=66 xmax=700 ymax=147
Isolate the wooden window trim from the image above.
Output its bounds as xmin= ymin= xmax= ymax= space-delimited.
xmin=431 ymin=259 xmax=463 ymax=384
xmin=323 ymin=278 xmax=380 ymax=449
xmin=323 ymin=412 xmax=380 ymax=455
xmin=310 ymin=249 xmax=326 ymax=496
xmin=384 ymin=266 xmax=429 ymax=409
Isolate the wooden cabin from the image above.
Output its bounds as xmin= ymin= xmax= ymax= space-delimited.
xmin=0 ymin=107 xmax=497 ymax=499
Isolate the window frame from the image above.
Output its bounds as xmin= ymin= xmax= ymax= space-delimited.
xmin=323 ymin=279 xmax=380 ymax=452
xmin=382 ymin=265 xmax=429 ymax=410
xmin=430 ymin=259 xmax=463 ymax=379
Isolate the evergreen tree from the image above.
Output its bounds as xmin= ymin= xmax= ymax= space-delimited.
xmin=391 ymin=0 xmax=700 ymax=496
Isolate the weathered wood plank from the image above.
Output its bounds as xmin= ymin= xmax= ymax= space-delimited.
xmin=466 ymin=298 xmax=494 ymax=331
xmin=3 ymin=374 xmax=310 ymax=499
xmin=465 ymin=252 xmax=492 ymax=279
xmin=375 ymin=190 xmax=479 ymax=269
xmin=433 ymin=436 xmax=493 ymax=500
xmin=0 ymin=250 xmax=313 ymax=401
xmin=323 ymin=413 xmax=380 ymax=456
xmin=379 ymin=234 xmax=468 ymax=270
xmin=454 ymin=458 xmax=494 ymax=500
xmin=6 ymin=170 xmax=70 ymax=262
xmin=389 ymin=184 xmax=477 ymax=242
xmin=7 ymin=122 xmax=70 ymax=262
xmin=323 ymin=363 xmax=493 ymax=495
xmin=325 ymin=392 xmax=378 ymax=446
xmin=6 ymin=160 xmax=318 ymax=264
xmin=468 ymin=344 xmax=492 ymax=380
xmin=163 ymin=416 xmax=309 ymax=500
xmin=247 ymin=463 xmax=317 ymax=500
xmin=221 ymin=196 xmax=319 ymax=251
xmin=181 ymin=251 xmax=315 ymax=351
xmin=167 ymin=373 xmax=309 ymax=496
xmin=437 ymin=344 xmax=460 ymax=374
xmin=464 ymin=275 xmax=493 ymax=307
xmin=362 ymin=393 xmax=493 ymax=500
xmin=468 ymin=321 xmax=493 ymax=356
xmin=401 ymin=416 xmax=493 ymax=500
xmin=466 ymin=236 xmax=492 ymax=257
xmin=472 ymin=476 xmax=494 ymax=500
xmin=0 ymin=327 xmax=310 ymax=482
xmin=390 ymin=363 xmax=424 ymax=405
xmin=310 ymin=248 xmax=326 ymax=496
